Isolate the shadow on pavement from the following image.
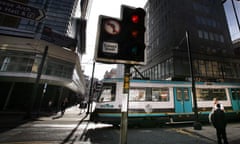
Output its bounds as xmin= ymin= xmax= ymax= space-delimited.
xmin=60 ymin=114 xmax=88 ymax=144
xmin=0 ymin=111 xmax=59 ymax=133
xmin=0 ymin=112 xmax=27 ymax=133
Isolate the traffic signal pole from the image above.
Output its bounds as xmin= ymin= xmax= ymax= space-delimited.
xmin=120 ymin=64 xmax=131 ymax=144
xmin=94 ymin=5 xmax=146 ymax=144
xmin=87 ymin=61 xmax=95 ymax=115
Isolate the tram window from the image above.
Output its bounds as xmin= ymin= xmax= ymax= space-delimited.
xmin=176 ymin=88 xmax=182 ymax=101
xmin=98 ymin=85 xmax=116 ymax=102
xmin=152 ymin=88 xmax=169 ymax=101
xmin=183 ymin=88 xmax=189 ymax=101
xmin=129 ymin=88 xmax=146 ymax=101
xmin=176 ymin=88 xmax=189 ymax=101
xmin=231 ymin=88 xmax=240 ymax=100
xmin=196 ymin=88 xmax=227 ymax=101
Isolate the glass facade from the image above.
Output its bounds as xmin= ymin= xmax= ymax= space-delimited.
xmin=0 ymin=51 xmax=74 ymax=79
xmin=0 ymin=0 xmax=88 ymax=112
xmin=141 ymin=0 xmax=240 ymax=82
xmin=0 ymin=0 xmax=79 ymax=79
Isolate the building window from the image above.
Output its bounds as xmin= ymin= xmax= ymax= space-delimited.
xmin=198 ymin=30 xmax=203 ymax=38
xmin=220 ymin=35 xmax=224 ymax=43
xmin=204 ymin=31 xmax=209 ymax=39
xmin=0 ymin=57 xmax=11 ymax=71
xmin=158 ymin=64 xmax=161 ymax=79
xmin=209 ymin=32 xmax=214 ymax=40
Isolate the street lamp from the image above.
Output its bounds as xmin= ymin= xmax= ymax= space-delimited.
xmin=86 ymin=61 xmax=95 ymax=115
xmin=185 ymin=31 xmax=202 ymax=130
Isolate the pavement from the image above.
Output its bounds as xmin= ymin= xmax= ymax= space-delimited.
xmin=0 ymin=107 xmax=240 ymax=144
xmin=181 ymin=122 xmax=240 ymax=143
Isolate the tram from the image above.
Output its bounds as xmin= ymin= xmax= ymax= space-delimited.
xmin=90 ymin=78 xmax=240 ymax=126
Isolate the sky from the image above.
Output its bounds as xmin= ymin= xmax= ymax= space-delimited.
xmin=80 ymin=0 xmax=147 ymax=80
xmin=224 ymin=0 xmax=240 ymax=40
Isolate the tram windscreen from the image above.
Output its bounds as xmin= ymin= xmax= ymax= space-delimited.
xmin=231 ymin=88 xmax=240 ymax=100
xmin=98 ymin=83 xmax=116 ymax=102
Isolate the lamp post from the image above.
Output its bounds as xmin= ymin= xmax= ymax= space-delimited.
xmin=185 ymin=31 xmax=202 ymax=130
xmin=86 ymin=61 xmax=95 ymax=115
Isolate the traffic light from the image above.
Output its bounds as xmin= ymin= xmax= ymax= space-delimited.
xmin=94 ymin=6 xmax=146 ymax=65
xmin=120 ymin=5 xmax=146 ymax=64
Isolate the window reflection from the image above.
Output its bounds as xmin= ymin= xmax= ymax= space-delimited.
xmin=129 ymin=88 xmax=146 ymax=101
xmin=152 ymin=88 xmax=169 ymax=101
xmin=231 ymin=88 xmax=240 ymax=100
xmin=196 ymin=88 xmax=227 ymax=101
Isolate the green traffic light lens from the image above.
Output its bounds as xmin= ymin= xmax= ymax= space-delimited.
xmin=131 ymin=46 xmax=137 ymax=55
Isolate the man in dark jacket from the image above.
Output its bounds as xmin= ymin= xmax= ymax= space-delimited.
xmin=212 ymin=103 xmax=228 ymax=144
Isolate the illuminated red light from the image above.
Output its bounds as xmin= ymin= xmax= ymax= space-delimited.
xmin=131 ymin=15 xmax=139 ymax=23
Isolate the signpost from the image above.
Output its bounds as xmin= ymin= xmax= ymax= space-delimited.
xmin=0 ymin=0 xmax=45 ymax=21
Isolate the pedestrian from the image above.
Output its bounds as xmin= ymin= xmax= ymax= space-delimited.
xmin=61 ymin=97 xmax=68 ymax=116
xmin=209 ymin=98 xmax=224 ymax=123
xmin=79 ymin=100 xmax=87 ymax=114
xmin=212 ymin=98 xmax=224 ymax=111
xmin=212 ymin=103 xmax=228 ymax=144
xmin=48 ymin=100 xmax=53 ymax=113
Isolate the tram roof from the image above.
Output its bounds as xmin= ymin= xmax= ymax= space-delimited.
xmin=102 ymin=78 xmax=240 ymax=86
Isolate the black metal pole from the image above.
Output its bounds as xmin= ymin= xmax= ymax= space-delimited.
xmin=27 ymin=46 xmax=48 ymax=118
xmin=86 ymin=61 xmax=95 ymax=115
xmin=186 ymin=31 xmax=201 ymax=130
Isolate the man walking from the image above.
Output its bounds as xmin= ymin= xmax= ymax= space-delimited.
xmin=212 ymin=103 xmax=228 ymax=144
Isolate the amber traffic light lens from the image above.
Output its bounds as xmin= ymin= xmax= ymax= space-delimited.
xmin=131 ymin=30 xmax=138 ymax=38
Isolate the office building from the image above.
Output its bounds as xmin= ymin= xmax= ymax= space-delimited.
xmin=136 ymin=0 xmax=240 ymax=82
xmin=0 ymin=0 xmax=90 ymax=111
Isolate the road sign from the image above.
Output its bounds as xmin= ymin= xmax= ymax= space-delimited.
xmin=0 ymin=0 xmax=45 ymax=21
xmin=94 ymin=6 xmax=146 ymax=65
xmin=41 ymin=26 xmax=77 ymax=50
xmin=94 ymin=15 xmax=123 ymax=64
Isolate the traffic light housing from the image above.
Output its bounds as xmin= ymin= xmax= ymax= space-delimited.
xmin=94 ymin=5 xmax=146 ymax=65
xmin=120 ymin=5 xmax=146 ymax=64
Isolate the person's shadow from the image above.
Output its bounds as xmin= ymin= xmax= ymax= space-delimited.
xmin=60 ymin=114 xmax=88 ymax=144
xmin=52 ymin=115 xmax=62 ymax=119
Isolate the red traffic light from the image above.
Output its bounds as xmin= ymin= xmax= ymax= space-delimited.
xmin=131 ymin=15 xmax=139 ymax=23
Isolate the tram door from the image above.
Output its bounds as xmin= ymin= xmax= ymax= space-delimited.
xmin=174 ymin=88 xmax=192 ymax=113
xmin=230 ymin=88 xmax=240 ymax=111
